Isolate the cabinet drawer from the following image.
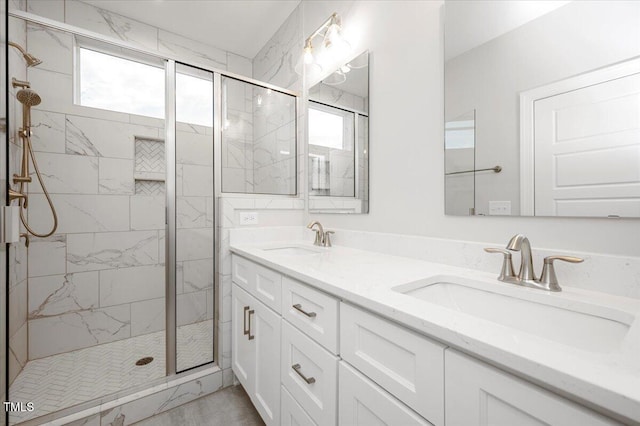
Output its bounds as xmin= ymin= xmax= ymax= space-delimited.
xmin=281 ymin=321 xmax=338 ymax=426
xmin=281 ymin=385 xmax=317 ymax=426
xmin=340 ymin=303 xmax=445 ymax=426
xmin=232 ymin=255 xmax=282 ymax=313
xmin=282 ymin=277 xmax=339 ymax=354
xmin=339 ymin=361 xmax=432 ymax=426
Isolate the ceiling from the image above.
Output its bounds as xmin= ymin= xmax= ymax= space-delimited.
xmin=81 ymin=0 xmax=301 ymax=59
xmin=445 ymin=0 xmax=571 ymax=61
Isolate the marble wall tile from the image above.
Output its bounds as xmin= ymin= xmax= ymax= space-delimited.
xmin=28 ymin=67 xmax=73 ymax=113
xmin=66 ymin=115 xmax=158 ymax=159
xmin=65 ymin=0 xmax=158 ymax=51
xmin=99 ymin=265 xmax=164 ymax=307
xmin=221 ymin=168 xmax=247 ymax=193
xmin=207 ymin=288 xmax=214 ymax=321
xmin=177 ymin=291 xmax=208 ymax=327
xmin=67 ymin=231 xmax=159 ymax=273
xmin=131 ymin=195 xmax=165 ymax=230
xmin=176 ymin=228 xmax=214 ymax=262
xmin=252 ymin=3 xmax=302 ymax=91
xmin=177 ymin=197 xmax=207 ymax=229
xmin=9 ymin=322 xmax=27 ymax=370
xmin=8 ymin=346 xmax=21 ymax=385
xmin=131 ymin=298 xmax=165 ymax=337
xmin=26 ymin=0 xmax=64 ymax=21
xmin=8 ymin=280 xmax=27 ymax=338
xmin=219 ymin=321 xmax=231 ymax=370
xmin=30 ymin=110 xmax=66 ymax=153
xmin=28 ymin=152 xmax=99 ymax=194
xmin=8 ymin=241 xmax=27 ymax=290
xmin=182 ymin=164 xmax=214 ymax=197
xmin=28 ymin=272 xmax=99 ymax=318
xmin=65 ymin=413 xmax=101 ymax=426
xmin=99 ymin=371 xmax=222 ymax=425
xmin=130 ymin=114 xmax=165 ymax=129
xmin=176 ymin=131 xmax=213 ymax=166
xmin=28 ymin=194 xmax=130 ymax=234
xmin=206 ymin=197 xmax=214 ymax=227
xmin=220 ymin=275 xmax=232 ymax=323
xmin=29 ymin=304 xmax=131 ymax=358
xmin=176 ymin=122 xmax=208 ymax=135
xmin=9 ymin=0 xmax=26 ymax=11
xmin=226 ymin=53 xmax=252 ymax=78
xmin=183 ymin=259 xmax=214 ymax=293
xmin=27 ymin=23 xmax=73 ymax=74
xmin=158 ymin=29 xmax=226 ymax=70
xmin=99 ymin=158 xmax=134 ymax=194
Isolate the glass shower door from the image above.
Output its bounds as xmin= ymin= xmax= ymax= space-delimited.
xmin=174 ymin=63 xmax=215 ymax=372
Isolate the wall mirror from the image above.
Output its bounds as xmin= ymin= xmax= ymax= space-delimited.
xmin=308 ymin=50 xmax=369 ymax=214
xmin=444 ymin=1 xmax=640 ymax=217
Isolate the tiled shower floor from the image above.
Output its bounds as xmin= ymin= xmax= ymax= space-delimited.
xmin=9 ymin=320 xmax=214 ymax=424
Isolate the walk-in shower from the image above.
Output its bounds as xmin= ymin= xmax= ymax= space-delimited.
xmin=5 ymin=9 xmax=297 ymax=425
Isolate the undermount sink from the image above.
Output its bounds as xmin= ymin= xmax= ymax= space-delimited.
xmin=262 ymin=246 xmax=323 ymax=256
xmin=393 ymin=275 xmax=634 ymax=353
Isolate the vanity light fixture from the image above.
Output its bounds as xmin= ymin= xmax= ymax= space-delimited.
xmin=296 ymin=12 xmax=351 ymax=75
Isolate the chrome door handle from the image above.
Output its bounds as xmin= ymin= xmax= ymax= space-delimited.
xmin=292 ymin=303 xmax=316 ymax=318
xmin=292 ymin=364 xmax=315 ymax=384
xmin=248 ymin=309 xmax=255 ymax=340
xmin=243 ymin=306 xmax=250 ymax=335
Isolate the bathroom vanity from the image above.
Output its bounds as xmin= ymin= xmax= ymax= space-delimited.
xmin=230 ymin=242 xmax=639 ymax=426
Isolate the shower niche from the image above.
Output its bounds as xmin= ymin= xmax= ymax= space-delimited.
xmin=134 ymin=136 xmax=166 ymax=195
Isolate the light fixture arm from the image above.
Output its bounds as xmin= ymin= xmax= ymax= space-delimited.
xmin=304 ymin=12 xmax=339 ymax=50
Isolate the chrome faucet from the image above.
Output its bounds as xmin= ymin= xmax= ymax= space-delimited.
xmin=306 ymin=221 xmax=334 ymax=247
xmin=485 ymin=234 xmax=584 ymax=292
xmin=307 ymin=221 xmax=324 ymax=246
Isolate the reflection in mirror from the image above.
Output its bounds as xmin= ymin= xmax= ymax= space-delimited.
xmin=444 ymin=1 xmax=640 ymax=217
xmin=445 ymin=110 xmax=476 ymax=215
xmin=308 ymin=50 xmax=369 ymax=214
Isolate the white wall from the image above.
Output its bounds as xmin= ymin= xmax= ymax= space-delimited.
xmin=304 ymin=0 xmax=640 ymax=258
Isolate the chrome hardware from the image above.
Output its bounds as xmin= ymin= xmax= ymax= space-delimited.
xmin=538 ymin=255 xmax=584 ymax=292
xmin=307 ymin=221 xmax=325 ymax=246
xmin=247 ymin=309 xmax=255 ymax=340
xmin=293 ymin=303 xmax=317 ymax=318
xmin=292 ymin=364 xmax=316 ymax=384
xmin=243 ymin=306 xmax=250 ymax=336
xmin=486 ymin=234 xmax=585 ymax=292
xmin=483 ymin=248 xmax=515 ymax=280
xmin=323 ymin=230 xmax=335 ymax=247
xmin=506 ymin=234 xmax=536 ymax=281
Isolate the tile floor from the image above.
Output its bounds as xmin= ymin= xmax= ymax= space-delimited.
xmin=10 ymin=320 xmax=213 ymax=424
xmin=133 ymin=385 xmax=263 ymax=426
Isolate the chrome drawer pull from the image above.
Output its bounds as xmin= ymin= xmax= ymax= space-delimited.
xmin=248 ymin=309 xmax=255 ymax=340
xmin=293 ymin=303 xmax=316 ymax=318
xmin=292 ymin=364 xmax=316 ymax=384
xmin=243 ymin=306 xmax=250 ymax=335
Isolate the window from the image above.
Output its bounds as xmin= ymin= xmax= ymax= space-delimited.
xmin=308 ymin=106 xmax=345 ymax=149
xmin=78 ymin=48 xmax=165 ymax=118
xmin=77 ymin=47 xmax=213 ymax=126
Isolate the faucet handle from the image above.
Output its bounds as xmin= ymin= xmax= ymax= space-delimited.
xmin=323 ymin=230 xmax=335 ymax=247
xmin=484 ymin=248 xmax=515 ymax=281
xmin=538 ymin=255 xmax=584 ymax=292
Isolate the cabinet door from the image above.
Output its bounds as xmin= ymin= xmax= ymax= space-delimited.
xmin=253 ymin=299 xmax=282 ymax=426
xmin=232 ymin=284 xmax=254 ymax=390
xmin=282 ymin=386 xmax=317 ymax=426
xmin=339 ymin=362 xmax=432 ymax=426
xmin=445 ymin=349 xmax=620 ymax=426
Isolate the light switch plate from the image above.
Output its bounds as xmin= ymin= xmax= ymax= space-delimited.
xmin=239 ymin=211 xmax=258 ymax=225
xmin=489 ymin=201 xmax=511 ymax=216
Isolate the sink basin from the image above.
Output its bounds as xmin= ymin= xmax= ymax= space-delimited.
xmin=393 ymin=275 xmax=633 ymax=353
xmin=262 ymin=246 xmax=322 ymax=256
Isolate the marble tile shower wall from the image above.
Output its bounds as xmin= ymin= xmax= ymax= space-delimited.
xmin=19 ymin=22 xmax=215 ymax=360
xmin=7 ymin=12 xmax=29 ymax=386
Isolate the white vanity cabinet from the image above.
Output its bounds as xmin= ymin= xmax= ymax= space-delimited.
xmin=231 ymin=284 xmax=281 ymax=426
xmin=444 ymin=350 xmax=620 ymax=426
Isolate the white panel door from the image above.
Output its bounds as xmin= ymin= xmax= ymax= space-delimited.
xmin=534 ymin=72 xmax=640 ymax=217
xmin=445 ymin=349 xmax=620 ymax=426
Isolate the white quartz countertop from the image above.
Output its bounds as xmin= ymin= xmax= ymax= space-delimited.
xmin=230 ymin=241 xmax=640 ymax=424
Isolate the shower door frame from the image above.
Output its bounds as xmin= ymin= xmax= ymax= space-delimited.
xmin=7 ymin=8 xmax=300 ymax=424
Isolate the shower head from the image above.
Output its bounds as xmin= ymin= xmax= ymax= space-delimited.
xmin=8 ymin=41 xmax=43 ymax=67
xmin=17 ymin=88 xmax=41 ymax=107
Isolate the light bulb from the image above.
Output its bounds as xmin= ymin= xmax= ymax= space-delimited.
xmin=340 ymin=65 xmax=351 ymax=73
xmin=303 ymin=46 xmax=314 ymax=65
